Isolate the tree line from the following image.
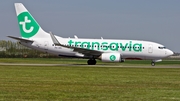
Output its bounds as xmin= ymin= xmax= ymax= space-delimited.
xmin=0 ymin=40 xmax=56 ymax=58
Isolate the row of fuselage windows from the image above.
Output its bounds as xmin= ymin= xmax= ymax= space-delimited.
xmin=63 ymin=44 xmax=145 ymax=49
xmin=53 ymin=44 xmax=167 ymax=50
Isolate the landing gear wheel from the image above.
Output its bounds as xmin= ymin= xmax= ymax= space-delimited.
xmin=87 ymin=59 xmax=96 ymax=65
xmin=151 ymin=62 xmax=155 ymax=66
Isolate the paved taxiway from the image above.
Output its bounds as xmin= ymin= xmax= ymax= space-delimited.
xmin=0 ymin=63 xmax=179 ymax=68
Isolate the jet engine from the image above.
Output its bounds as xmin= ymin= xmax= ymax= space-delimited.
xmin=100 ymin=53 xmax=123 ymax=62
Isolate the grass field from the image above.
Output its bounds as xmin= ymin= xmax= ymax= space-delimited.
xmin=0 ymin=58 xmax=180 ymax=101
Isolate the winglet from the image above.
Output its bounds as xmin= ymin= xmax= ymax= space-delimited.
xmin=49 ymin=32 xmax=61 ymax=46
xmin=74 ymin=35 xmax=78 ymax=39
xmin=49 ymin=32 xmax=74 ymax=48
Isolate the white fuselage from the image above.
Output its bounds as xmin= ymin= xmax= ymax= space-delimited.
xmin=20 ymin=35 xmax=173 ymax=60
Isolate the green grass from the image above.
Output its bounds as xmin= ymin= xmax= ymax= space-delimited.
xmin=0 ymin=58 xmax=180 ymax=100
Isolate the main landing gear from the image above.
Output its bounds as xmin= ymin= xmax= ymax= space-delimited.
xmin=87 ymin=59 xmax=96 ymax=65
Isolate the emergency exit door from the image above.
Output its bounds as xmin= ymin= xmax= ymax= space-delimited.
xmin=148 ymin=44 xmax=153 ymax=53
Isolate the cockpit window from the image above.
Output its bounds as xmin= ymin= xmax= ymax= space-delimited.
xmin=158 ymin=46 xmax=166 ymax=49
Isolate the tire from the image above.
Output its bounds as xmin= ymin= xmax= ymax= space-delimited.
xmin=87 ymin=59 xmax=96 ymax=65
xmin=151 ymin=62 xmax=155 ymax=66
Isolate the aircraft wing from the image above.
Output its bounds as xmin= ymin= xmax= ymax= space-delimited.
xmin=8 ymin=36 xmax=34 ymax=42
xmin=62 ymin=44 xmax=102 ymax=56
xmin=49 ymin=32 xmax=102 ymax=56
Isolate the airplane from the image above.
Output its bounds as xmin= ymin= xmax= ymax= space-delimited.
xmin=8 ymin=3 xmax=174 ymax=66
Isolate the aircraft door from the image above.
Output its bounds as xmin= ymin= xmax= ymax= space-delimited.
xmin=148 ymin=44 xmax=153 ymax=53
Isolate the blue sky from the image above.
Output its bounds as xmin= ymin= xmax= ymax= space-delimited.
xmin=1 ymin=0 xmax=180 ymax=52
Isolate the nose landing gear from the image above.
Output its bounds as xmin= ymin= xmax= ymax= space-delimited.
xmin=151 ymin=59 xmax=162 ymax=66
xmin=151 ymin=62 xmax=155 ymax=66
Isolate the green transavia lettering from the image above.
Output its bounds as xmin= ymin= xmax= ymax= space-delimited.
xmin=68 ymin=40 xmax=142 ymax=52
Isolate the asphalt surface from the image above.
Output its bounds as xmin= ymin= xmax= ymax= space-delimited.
xmin=0 ymin=63 xmax=179 ymax=68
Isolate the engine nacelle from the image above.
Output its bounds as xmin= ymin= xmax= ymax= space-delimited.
xmin=100 ymin=53 xmax=122 ymax=62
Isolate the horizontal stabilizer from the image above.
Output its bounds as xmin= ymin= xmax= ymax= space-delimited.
xmin=8 ymin=36 xmax=34 ymax=42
